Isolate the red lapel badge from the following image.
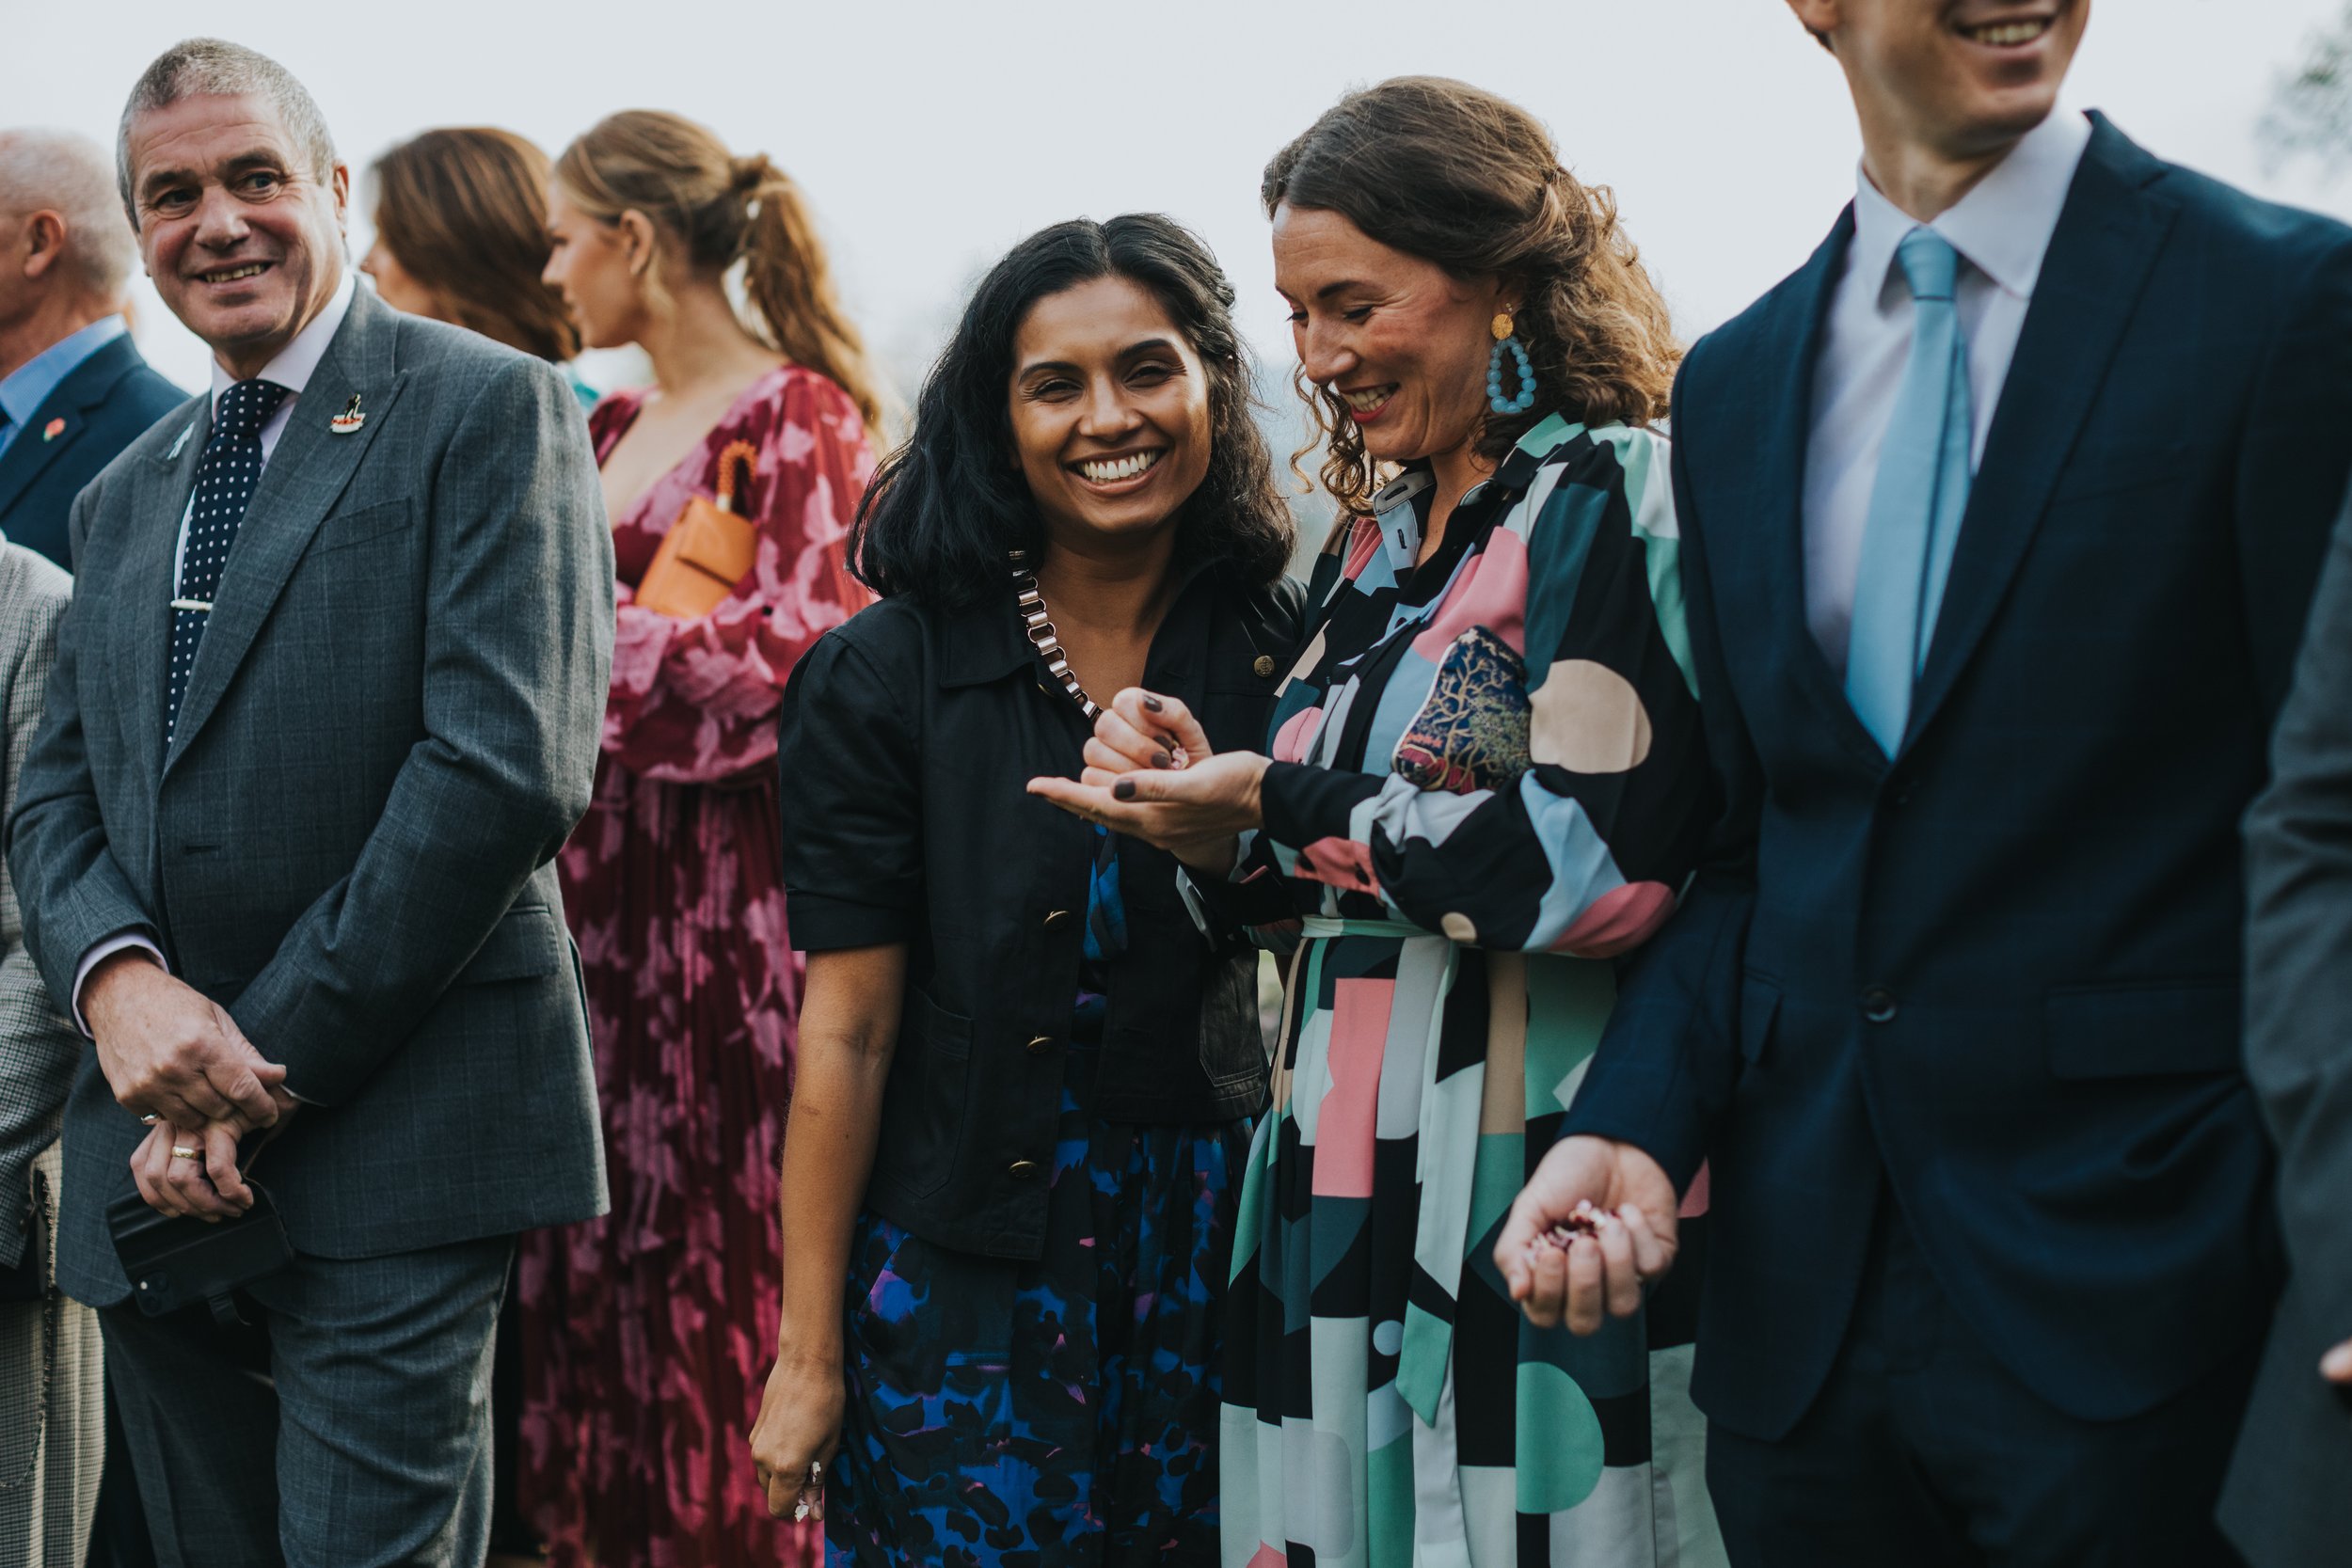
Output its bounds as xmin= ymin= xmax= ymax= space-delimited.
xmin=41 ymin=417 xmax=65 ymax=441
xmin=328 ymin=394 xmax=365 ymax=436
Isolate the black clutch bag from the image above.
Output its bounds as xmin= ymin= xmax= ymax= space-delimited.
xmin=107 ymin=1178 xmax=294 ymax=1325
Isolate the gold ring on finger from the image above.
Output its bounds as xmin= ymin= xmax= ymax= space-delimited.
xmin=170 ymin=1146 xmax=201 ymax=1161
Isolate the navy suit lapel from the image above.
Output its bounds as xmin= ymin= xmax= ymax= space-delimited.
xmin=0 ymin=334 xmax=137 ymax=517
xmin=1731 ymin=207 xmax=1893 ymax=770
xmin=1905 ymin=117 xmax=2177 ymax=748
xmin=167 ymin=292 xmax=404 ymax=773
xmin=130 ymin=397 xmax=212 ymax=784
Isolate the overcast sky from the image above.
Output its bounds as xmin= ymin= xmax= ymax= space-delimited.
xmin=7 ymin=0 xmax=2346 ymax=402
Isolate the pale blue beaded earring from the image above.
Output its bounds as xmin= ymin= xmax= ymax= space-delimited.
xmin=1486 ymin=309 xmax=1536 ymax=416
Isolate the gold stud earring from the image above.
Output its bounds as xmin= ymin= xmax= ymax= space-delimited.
xmin=1491 ymin=310 xmax=1515 ymax=342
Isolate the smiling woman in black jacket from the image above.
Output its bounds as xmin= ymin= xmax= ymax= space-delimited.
xmin=749 ymin=214 xmax=1299 ymax=1564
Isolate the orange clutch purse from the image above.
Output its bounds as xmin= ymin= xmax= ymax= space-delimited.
xmin=635 ymin=440 xmax=761 ymax=619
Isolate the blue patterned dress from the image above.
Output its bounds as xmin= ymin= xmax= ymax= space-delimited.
xmin=827 ymin=823 xmax=1248 ymax=1566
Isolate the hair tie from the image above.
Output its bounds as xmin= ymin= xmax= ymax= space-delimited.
xmin=731 ymin=153 xmax=771 ymax=198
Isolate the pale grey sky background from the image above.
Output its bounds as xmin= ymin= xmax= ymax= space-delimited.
xmin=6 ymin=0 xmax=2346 ymax=405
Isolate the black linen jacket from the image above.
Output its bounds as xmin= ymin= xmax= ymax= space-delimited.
xmin=778 ymin=560 xmax=1303 ymax=1259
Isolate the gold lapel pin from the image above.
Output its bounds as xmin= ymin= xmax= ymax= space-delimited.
xmin=329 ymin=394 xmax=365 ymax=436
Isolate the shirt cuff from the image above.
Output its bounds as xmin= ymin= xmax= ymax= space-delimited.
xmin=1259 ymin=761 xmax=1384 ymax=852
xmin=72 ymin=936 xmax=166 ymax=1037
xmin=1177 ymin=842 xmax=1296 ymax=938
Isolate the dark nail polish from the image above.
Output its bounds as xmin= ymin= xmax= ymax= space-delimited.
xmin=1142 ymin=694 xmax=1164 ymax=713
xmin=1152 ymin=752 xmax=1173 ymax=769
xmin=1114 ymin=780 xmax=1137 ymax=800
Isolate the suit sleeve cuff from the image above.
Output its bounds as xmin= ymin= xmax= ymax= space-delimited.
xmin=72 ymin=935 xmax=165 ymax=1037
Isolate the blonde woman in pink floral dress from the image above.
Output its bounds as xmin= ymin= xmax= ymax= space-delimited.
xmin=519 ymin=110 xmax=881 ymax=1568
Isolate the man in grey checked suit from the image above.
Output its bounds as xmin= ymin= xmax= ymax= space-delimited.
xmin=2221 ymin=478 xmax=2352 ymax=1565
xmin=4 ymin=40 xmax=612 ymax=1566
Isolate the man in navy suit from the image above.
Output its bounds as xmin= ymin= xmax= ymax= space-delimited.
xmin=1497 ymin=2 xmax=2352 ymax=1562
xmin=0 ymin=129 xmax=186 ymax=571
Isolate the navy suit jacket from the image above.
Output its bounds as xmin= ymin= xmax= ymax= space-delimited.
xmin=1565 ymin=115 xmax=2352 ymax=1438
xmin=0 ymin=332 xmax=185 ymax=571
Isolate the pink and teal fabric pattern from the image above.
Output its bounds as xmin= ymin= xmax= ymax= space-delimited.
xmin=1211 ymin=416 xmax=1723 ymax=1566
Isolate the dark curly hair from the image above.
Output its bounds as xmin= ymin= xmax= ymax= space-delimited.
xmin=1263 ymin=77 xmax=1680 ymax=517
xmin=850 ymin=214 xmax=1293 ymax=608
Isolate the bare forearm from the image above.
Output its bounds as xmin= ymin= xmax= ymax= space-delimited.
xmin=775 ymin=1031 xmax=894 ymax=1358
xmin=775 ymin=943 xmax=907 ymax=1361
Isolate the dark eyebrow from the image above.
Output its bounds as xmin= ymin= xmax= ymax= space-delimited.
xmin=1313 ymin=280 xmax=1369 ymax=304
xmin=1014 ymin=338 xmax=1183 ymax=381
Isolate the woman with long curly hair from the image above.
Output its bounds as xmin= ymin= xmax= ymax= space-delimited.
xmin=1030 ymin=78 xmax=1724 ymax=1565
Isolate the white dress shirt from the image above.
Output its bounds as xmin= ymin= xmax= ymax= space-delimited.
xmin=72 ymin=271 xmax=358 ymax=1030
xmin=1802 ymin=109 xmax=2092 ymax=671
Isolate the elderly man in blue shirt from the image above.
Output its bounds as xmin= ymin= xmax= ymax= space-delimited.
xmin=0 ymin=128 xmax=185 ymax=571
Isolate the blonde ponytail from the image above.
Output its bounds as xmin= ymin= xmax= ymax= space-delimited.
xmin=556 ymin=112 xmax=886 ymax=436
xmin=730 ymin=154 xmax=886 ymax=436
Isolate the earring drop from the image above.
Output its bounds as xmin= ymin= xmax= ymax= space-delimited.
xmin=1486 ymin=310 xmax=1536 ymax=416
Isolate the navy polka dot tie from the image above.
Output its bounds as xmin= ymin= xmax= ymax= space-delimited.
xmin=167 ymin=377 xmax=291 ymax=747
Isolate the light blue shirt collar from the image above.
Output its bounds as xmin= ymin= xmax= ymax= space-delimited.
xmin=0 ymin=315 xmax=128 ymax=454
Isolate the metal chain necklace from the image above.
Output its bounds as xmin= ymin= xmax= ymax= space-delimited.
xmin=1010 ymin=549 xmax=1102 ymax=721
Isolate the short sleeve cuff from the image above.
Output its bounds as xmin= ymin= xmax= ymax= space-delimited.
xmin=784 ymin=890 xmax=916 ymax=953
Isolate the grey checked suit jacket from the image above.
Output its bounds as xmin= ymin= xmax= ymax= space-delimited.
xmin=0 ymin=542 xmax=76 ymax=1273
xmin=4 ymin=290 xmax=615 ymax=1306
xmin=2221 ymin=480 xmax=2352 ymax=1566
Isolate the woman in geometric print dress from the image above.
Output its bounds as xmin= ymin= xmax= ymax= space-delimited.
xmin=518 ymin=111 xmax=881 ymax=1568
xmin=1038 ymin=78 xmax=1725 ymax=1566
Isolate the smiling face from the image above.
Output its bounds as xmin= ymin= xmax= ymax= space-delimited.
xmin=1803 ymin=0 xmax=2090 ymax=160
xmin=1271 ymin=202 xmax=1503 ymax=470
xmin=125 ymin=92 xmax=347 ymax=377
xmin=541 ymin=181 xmax=649 ymax=350
xmin=1009 ymin=274 xmax=1214 ymax=550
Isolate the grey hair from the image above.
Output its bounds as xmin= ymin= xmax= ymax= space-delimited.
xmin=116 ymin=39 xmax=337 ymax=224
xmin=0 ymin=128 xmax=139 ymax=297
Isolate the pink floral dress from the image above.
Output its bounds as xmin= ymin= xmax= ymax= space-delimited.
xmin=519 ymin=365 xmax=875 ymax=1568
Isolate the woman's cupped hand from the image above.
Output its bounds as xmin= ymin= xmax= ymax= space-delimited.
xmin=1025 ymin=688 xmax=1268 ymax=872
xmin=749 ymin=1346 xmax=843 ymax=1524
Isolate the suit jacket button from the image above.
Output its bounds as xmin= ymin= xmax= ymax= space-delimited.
xmin=1253 ymin=655 xmax=1278 ymax=678
xmin=1042 ymin=909 xmax=1072 ymax=930
xmin=1008 ymin=1159 xmax=1044 ymax=1181
xmin=1861 ymin=987 xmax=1899 ymax=1024
xmin=1025 ymin=1034 xmax=1055 ymax=1056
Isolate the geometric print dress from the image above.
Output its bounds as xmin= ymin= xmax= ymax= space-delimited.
xmin=1210 ymin=416 xmax=1726 ymax=1567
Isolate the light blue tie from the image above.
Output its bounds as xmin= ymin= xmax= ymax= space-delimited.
xmin=1846 ymin=228 xmax=1972 ymax=755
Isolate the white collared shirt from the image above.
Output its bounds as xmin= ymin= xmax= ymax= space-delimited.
xmin=175 ymin=268 xmax=358 ymax=574
xmin=1801 ymin=109 xmax=2092 ymax=671
xmin=74 ymin=269 xmax=358 ymax=1032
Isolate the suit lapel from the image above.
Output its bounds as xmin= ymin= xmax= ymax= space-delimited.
xmin=166 ymin=292 xmax=405 ymax=773
xmin=1904 ymin=117 xmax=2176 ymax=749
xmin=128 ymin=398 xmax=212 ymax=784
xmin=0 ymin=336 xmax=136 ymax=516
xmin=1734 ymin=208 xmax=1892 ymax=769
